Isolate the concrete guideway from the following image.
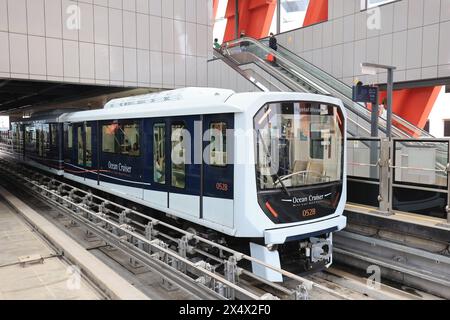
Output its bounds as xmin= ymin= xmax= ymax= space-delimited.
xmin=334 ymin=230 xmax=450 ymax=299
xmin=0 ymin=186 xmax=149 ymax=300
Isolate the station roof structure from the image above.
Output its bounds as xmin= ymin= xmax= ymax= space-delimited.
xmin=0 ymin=79 xmax=133 ymax=116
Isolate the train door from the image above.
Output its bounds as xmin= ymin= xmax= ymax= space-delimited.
xmin=84 ymin=123 xmax=95 ymax=182
xmin=73 ymin=122 xmax=93 ymax=181
xmin=49 ymin=123 xmax=64 ymax=172
xmin=143 ymin=118 xmax=169 ymax=208
xmin=74 ymin=123 xmax=85 ymax=180
xmin=64 ymin=123 xmax=74 ymax=174
xmin=202 ymin=114 xmax=234 ymax=228
xmin=21 ymin=124 xmax=25 ymax=160
xmin=167 ymin=116 xmax=201 ymax=218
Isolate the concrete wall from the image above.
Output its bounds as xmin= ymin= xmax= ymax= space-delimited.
xmin=276 ymin=0 xmax=450 ymax=86
xmin=207 ymin=58 xmax=260 ymax=92
xmin=208 ymin=0 xmax=450 ymax=92
xmin=0 ymin=0 xmax=213 ymax=89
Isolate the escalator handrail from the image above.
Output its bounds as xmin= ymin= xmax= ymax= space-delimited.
xmin=223 ymin=37 xmax=398 ymax=137
xmin=220 ymin=39 xmax=386 ymax=137
xmin=219 ymin=45 xmax=331 ymax=96
xmin=212 ymin=49 xmax=272 ymax=92
xmin=215 ymin=48 xmax=315 ymax=94
xmin=259 ymin=38 xmax=433 ymax=138
xmin=214 ymin=48 xmax=369 ymax=137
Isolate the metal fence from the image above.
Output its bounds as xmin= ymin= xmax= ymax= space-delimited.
xmin=347 ymin=137 xmax=450 ymax=224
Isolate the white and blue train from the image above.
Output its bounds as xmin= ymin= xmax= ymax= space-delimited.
xmin=10 ymin=88 xmax=347 ymax=281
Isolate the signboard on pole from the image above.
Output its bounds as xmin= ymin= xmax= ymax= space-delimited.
xmin=352 ymin=85 xmax=379 ymax=104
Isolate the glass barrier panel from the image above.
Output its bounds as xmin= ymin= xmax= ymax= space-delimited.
xmin=347 ymin=139 xmax=380 ymax=180
xmin=392 ymin=140 xmax=448 ymax=219
xmin=393 ymin=140 xmax=448 ymax=188
xmin=346 ymin=138 xmax=381 ymax=207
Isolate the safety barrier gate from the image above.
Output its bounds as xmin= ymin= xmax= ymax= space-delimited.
xmin=347 ymin=137 xmax=450 ymax=224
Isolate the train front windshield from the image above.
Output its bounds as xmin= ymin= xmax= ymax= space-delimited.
xmin=255 ymin=101 xmax=344 ymax=191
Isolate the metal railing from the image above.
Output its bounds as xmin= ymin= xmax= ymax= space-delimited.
xmin=347 ymin=137 xmax=450 ymax=225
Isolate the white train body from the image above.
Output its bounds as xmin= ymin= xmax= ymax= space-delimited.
xmin=11 ymin=88 xmax=347 ymax=280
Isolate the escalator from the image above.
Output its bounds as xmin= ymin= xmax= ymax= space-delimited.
xmin=214 ymin=37 xmax=432 ymax=138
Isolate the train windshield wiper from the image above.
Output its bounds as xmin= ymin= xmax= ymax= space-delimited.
xmin=274 ymin=174 xmax=291 ymax=197
xmin=257 ymin=131 xmax=291 ymax=197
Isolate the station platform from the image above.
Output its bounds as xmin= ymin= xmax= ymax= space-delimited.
xmin=0 ymin=186 xmax=149 ymax=300
xmin=0 ymin=196 xmax=101 ymax=299
xmin=345 ymin=203 xmax=450 ymax=246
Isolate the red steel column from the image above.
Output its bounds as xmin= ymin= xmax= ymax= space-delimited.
xmin=379 ymin=86 xmax=442 ymax=130
xmin=223 ymin=0 xmax=277 ymax=42
xmin=303 ymin=0 xmax=328 ymax=27
xmin=213 ymin=0 xmax=219 ymax=20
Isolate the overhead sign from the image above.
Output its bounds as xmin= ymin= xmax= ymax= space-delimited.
xmin=352 ymin=85 xmax=379 ymax=104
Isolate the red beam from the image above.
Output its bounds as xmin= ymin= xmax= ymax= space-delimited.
xmin=221 ymin=0 xmax=328 ymax=42
xmin=213 ymin=0 xmax=219 ymax=20
xmin=303 ymin=0 xmax=328 ymax=27
xmin=379 ymin=86 xmax=442 ymax=131
xmin=223 ymin=0 xmax=276 ymax=42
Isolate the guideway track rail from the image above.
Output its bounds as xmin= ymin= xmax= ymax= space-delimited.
xmin=334 ymin=231 xmax=450 ymax=299
xmin=0 ymin=157 xmax=351 ymax=300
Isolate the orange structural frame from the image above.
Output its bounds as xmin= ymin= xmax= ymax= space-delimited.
xmin=379 ymin=86 xmax=442 ymax=130
xmin=223 ymin=0 xmax=277 ymax=42
xmin=213 ymin=0 xmax=219 ymax=20
xmin=303 ymin=0 xmax=328 ymax=27
xmin=221 ymin=0 xmax=328 ymax=42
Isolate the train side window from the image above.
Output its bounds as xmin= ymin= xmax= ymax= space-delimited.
xmin=102 ymin=123 xmax=119 ymax=153
xmin=34 ymin=126 xmax=38 ymax=152
xmin=209 ymin=122 xmax=227 ymax=167
xmin=153 ymin=123 xmax=166 ymax=184
xmin=64 ymin=124 xmax=73 ymax=163
xmin=38 ymin=124 xmax=46 ymax=157
xmin=42 ymin=124 xmax=50 ymax=157
xmin=86 ymin=125 xmax=92 ymax=167
xmin=171 ymin=123 xmax=186 ymax=189
xmin=67 ymin=124 xmax=73 ymax=149
xmin=25 ymin=125 xmax=33 ymax=151
xmin=77 ymin=126 xmax=84 ymax=166
xmin=12 ymin=124 xmax=20 ymax=152
xmin=36 ymin=125 xmax=41 ymax=156
xmin=121 ymin=122 xmax=140 ymax=157
xmin=50 ymin=124 xmax=58 ymax=147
